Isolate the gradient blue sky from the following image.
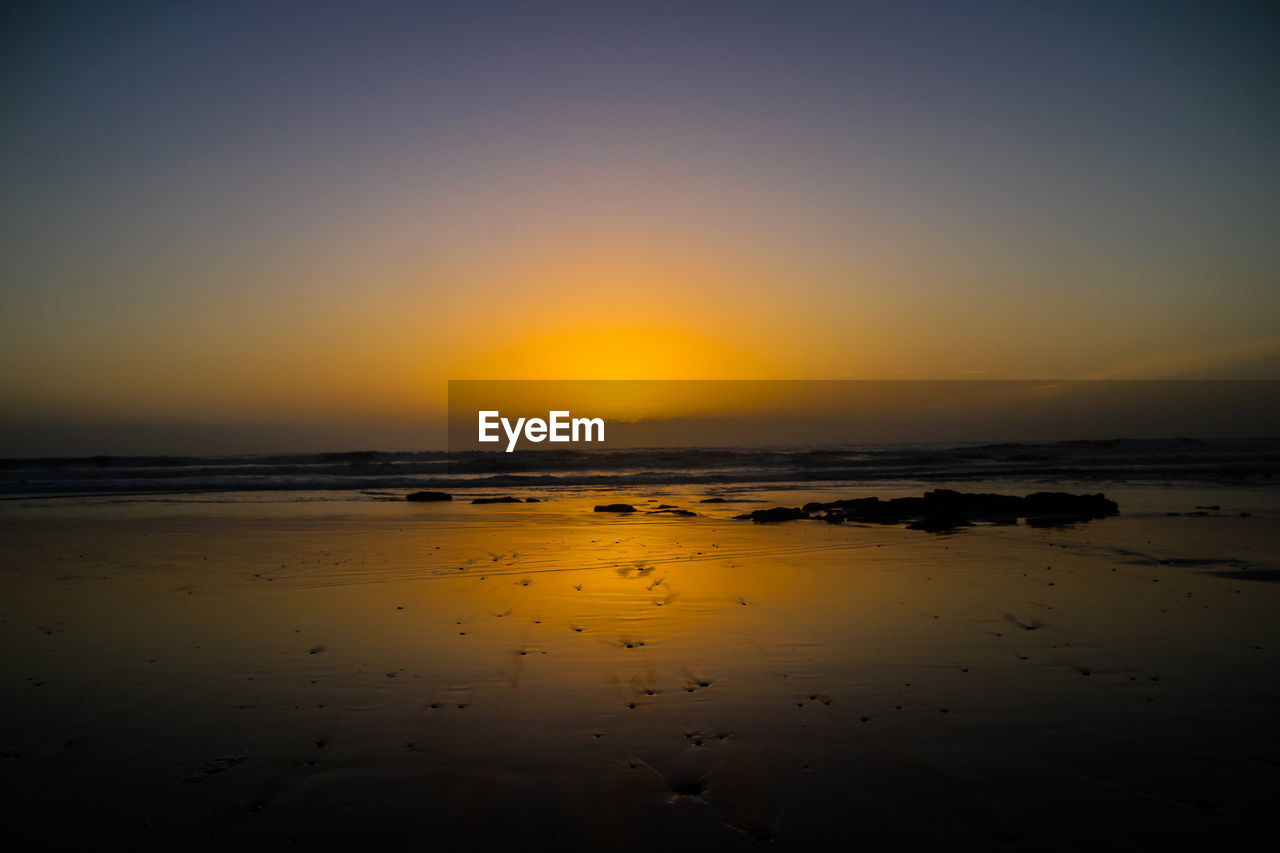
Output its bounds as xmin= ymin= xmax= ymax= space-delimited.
xmin=2 ymin=0 xmax=1278 ymax=453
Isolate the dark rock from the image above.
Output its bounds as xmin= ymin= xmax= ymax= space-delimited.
xmin=670 ymin=779 xmax=707 ymax=797
xmin=1023 ymin=491 xmax=1118 ymax=520
xmin=406 ymin=491 xmax=451 ymax=502
xmin=656 ymin=504 xmax=677 ymax=509
xmin=525 ymin=498 xmax=541 ymax=503
xmin=737 ymin=507 xmax=809 ymax=523
xmin=595 ymin=504 xmax=637 ymax=513
xmin=751 ymin=489 xmax=1118 ymax=531
xmin=649 ymin=509 xmax=697 ymax=517
xmin=472 ymin=496 xmax=523 ymax=504
xmin=700 ymin=497 xmax=727 ymax=503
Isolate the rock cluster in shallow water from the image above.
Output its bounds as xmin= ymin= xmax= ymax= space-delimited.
xmin=736 ymin=489 xmax=1119 ymax=530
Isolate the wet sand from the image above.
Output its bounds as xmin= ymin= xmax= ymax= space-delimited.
xmin=2 ymin=483 xmax=1279 ymax=847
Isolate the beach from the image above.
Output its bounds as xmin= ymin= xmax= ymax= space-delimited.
xmin=3 ymin=478 xmax=1278 ymax=847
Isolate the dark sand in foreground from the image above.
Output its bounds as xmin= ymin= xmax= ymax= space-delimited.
xmin=3 ymin=483 xmax=1279 ymax=848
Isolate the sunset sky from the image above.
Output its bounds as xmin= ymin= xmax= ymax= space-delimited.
xmin=3 ymin=1 xmax=1278 ymax=453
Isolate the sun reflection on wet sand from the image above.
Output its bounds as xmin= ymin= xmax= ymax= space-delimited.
xmin=2 ymin=487 xmax=1279 ymax=845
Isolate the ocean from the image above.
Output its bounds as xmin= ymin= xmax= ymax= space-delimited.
xmin=3 ymin=437 xmax=1277 ymax=497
